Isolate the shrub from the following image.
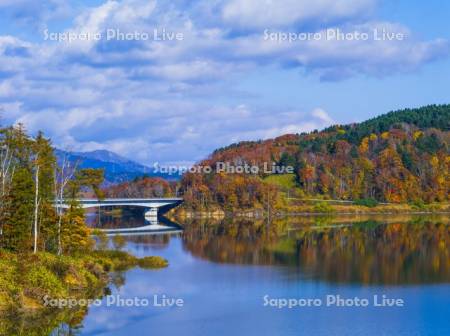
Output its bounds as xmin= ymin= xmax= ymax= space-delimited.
xmin=93 ymin=250 xmax=139 ymax=270
xmin=138 ymin=256 xmax=168 ymax=269
xmin=23 ymin=265 xmax=66 ymax=299
xmin=410 ymin=199 xmax=426 ymax=210
xmin=0 ymin=249 xmax=170 ymax=311
xmin=313 ymin=202 xmax=334 ymax=213
xmin=354 ymin=198 xmax=379 ymax=208
xmin=0 ymin=255 xmax=19 ymax=307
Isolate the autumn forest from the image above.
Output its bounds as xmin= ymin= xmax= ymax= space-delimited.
xmin=178 ymin=105 xmax=449 ymax=210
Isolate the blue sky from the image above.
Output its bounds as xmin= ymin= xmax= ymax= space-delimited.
xmin=1 ymin=0 xmax=449 ymax=165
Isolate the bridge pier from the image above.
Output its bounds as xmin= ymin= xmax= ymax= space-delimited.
xmin=145 ymin=207 xmax=158 ymax=218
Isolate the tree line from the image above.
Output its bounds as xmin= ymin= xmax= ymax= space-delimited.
xmin=0 ymin=124 xmax=104 ymax=255
xmin=104 ymin=176 xmax=176 ymax=198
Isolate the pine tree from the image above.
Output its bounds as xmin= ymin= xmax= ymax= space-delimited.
xmin=32 ymin=132 xmax=57 ymax=252
xmin=2 ymin=167 xmax=34 ymax=251
xmin=1 ymin=125 xmax=34 ymax=252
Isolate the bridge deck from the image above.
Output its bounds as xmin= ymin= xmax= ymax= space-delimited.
xmin=56 ymin=198 xmax=183 ymax=215
xmin=75 ymin=198 xmax=183 ymax=204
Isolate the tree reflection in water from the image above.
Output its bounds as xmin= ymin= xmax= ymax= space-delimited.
xmin=181 ymin=215 xmax=450 ymax=285
xmin=5 ymin=214 xmax=447 ymax=335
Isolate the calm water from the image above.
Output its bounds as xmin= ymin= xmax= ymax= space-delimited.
xmin=67 ymin=213 xmax=450 ymax=336
xmin=23 ymin=213 xmax=450 ymax=335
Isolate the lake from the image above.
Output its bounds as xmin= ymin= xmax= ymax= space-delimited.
xmin=38 ymin=213 xmax=450 ymax=335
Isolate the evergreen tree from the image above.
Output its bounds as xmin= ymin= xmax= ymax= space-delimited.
xmin=2 ymin=167 xmax=34 ymax=251
xmin=1 ymin=125 xmax=34 ymax=251
xmin=0 ymin=124 xmax=104 ymax=255
xmin=33 ymin=132 xmax=58 ymax=252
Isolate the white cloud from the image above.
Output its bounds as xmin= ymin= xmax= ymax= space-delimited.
xmin=312 ymin=108 xmax=334 ymax=124
xmin=10 ymin=101 xmax=332 ymax=165
xmin=222 ymin=0 xmax=376 ymax=30
xmin=0 ymin=0 xmax=449 ymax=164
xmin=0 ymin=0 xmax=71 ymax=28
xmin=235 ymin=21 xmax=450 ymax=80
xmin=30 ymin=1 xmax=450 ymax=82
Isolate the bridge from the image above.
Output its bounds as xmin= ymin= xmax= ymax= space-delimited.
xmin=57 ymin=198 xmax=183 ymax=218
xmin=100 ymin=218 xmax=184 ymax=237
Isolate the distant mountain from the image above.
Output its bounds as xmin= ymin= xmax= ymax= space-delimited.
xmin=55 ymin=149 xmax=176 ymax=184
xmin=73 ymin=150 xmax=136 ymax=164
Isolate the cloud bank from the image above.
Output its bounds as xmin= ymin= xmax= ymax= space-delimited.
xmin=0 ymin=0 xmax=449 ymax=164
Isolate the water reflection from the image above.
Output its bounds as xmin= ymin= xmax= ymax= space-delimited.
xmin=88 ymin=212 xmax=450 ymax=284
xmin=0 ymin=288 xmax=109 ymax=336
xmin=87 ymin=210 xmax=183 ymax=236
xmin=3 ymin=213 xmax=448 ymax=335
xmin=87 ymin=208 xmax=150 ymax=229
xmin=181 ymin=215 xmax=450 ymax=284
xmin=0 ymin=309 xmax=80 ymax=335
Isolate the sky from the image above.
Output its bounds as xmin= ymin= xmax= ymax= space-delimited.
xmin=1 ymin=0 xmax=450 ymax=166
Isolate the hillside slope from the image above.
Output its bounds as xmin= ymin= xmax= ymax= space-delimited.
xmin=180 ymin=105 xmax=450 ymax=209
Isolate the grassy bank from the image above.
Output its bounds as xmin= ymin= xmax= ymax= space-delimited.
xmin=266 ymin=174 xmax=450 ymax=214
xmin=276 ymin=200 xmax=450 ymax=215
xmin=0 ymin=250 xmax=168 ymax=312
xmin=172 ymin=200 xmax=450 ymax=220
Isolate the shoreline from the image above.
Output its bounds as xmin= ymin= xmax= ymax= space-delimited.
xmin=0 ymin=250 xmax=168 ymax=313
xmin=171 ymin=202 xmax=450 ymax=220
xmin=276 ymin=210 xmax=450 ymax=216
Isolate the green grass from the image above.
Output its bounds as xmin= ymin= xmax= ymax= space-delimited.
xmin=264 ymin=174 xmax=297 ymax=189
xmin=0 ymin=249 xmax=169 ymax=312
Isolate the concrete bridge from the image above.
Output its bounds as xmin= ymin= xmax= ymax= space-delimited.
xmin=100 ymin=218 xmax=184 ymax=237
xmin=58 ymin=198 xmax=183 ymax=218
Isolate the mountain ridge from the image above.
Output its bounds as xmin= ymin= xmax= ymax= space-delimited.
xmin=55 ymin=149 xmax=175 ymax=184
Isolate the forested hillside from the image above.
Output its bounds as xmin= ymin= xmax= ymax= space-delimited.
xmin=180 ymin=105 xmax=450 ymax=210
xmin=104 ymin=176 xmax=176 ymax=198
